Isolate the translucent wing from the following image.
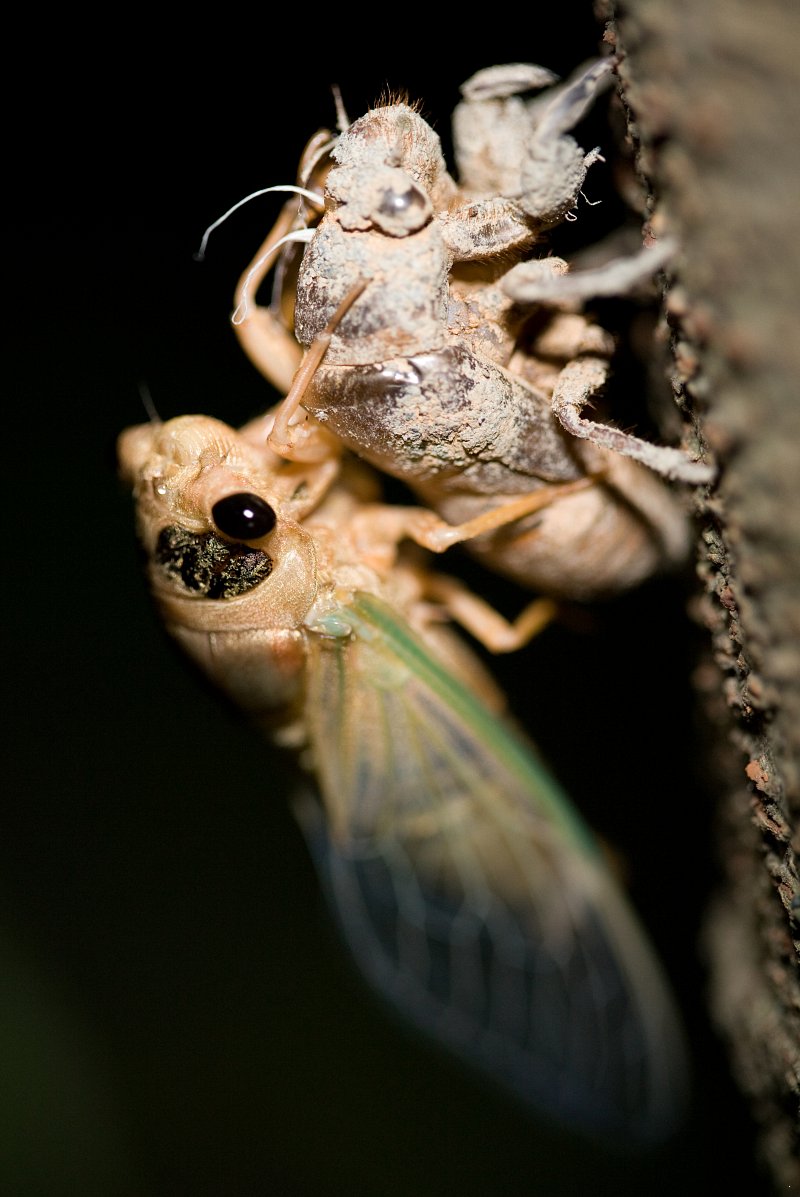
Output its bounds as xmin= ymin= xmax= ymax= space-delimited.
xmin=298 ymin=593 xmax=687 ymax=1143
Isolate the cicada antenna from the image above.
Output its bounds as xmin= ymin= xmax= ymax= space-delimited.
xmin=194 ymin=184 xmax=324 ymax=261
xmin=232 ymin=228 xmax=315 ymax=324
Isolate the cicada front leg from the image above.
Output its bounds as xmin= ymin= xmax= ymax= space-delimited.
xmin=502 ymin=246 xmax=717 ymax=485
xmin=382 ymin=477 xmax=597 ymax=554
xmin=453 ymin=58 xmax=615 ymax=229
xmin=436 ymin=61 xmax=618 ymax=267
xmin=267 ymin=282 xmax=368 ymax=465
xmin=550 ymin=357 xmax=715 ymax=485
xmin=422 ymin=572 xmax=558 ymax=654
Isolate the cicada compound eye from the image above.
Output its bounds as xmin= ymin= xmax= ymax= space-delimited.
xmin=211 ymin=492 xmax=277 ymax=540
xmin=370 ymin=169 xmax=432 ymax=236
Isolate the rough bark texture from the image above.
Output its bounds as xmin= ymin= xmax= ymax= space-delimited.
xmin=599 ymin=1 xmax=800 ymax=1188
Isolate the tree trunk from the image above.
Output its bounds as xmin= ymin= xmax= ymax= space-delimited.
xmin=599 ymin=1 xmax=800 ymax=1187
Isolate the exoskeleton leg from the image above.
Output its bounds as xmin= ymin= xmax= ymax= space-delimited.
xmin=232 ymin=130 xmax=334 ymax=393
xmin=453 ymin=58 xmax=615 ymax=229
xmin=233 ymin=197 xmax=308 ymax=395
xmin=551 ymin=357 xmax=715 ymax=484
xmin=502 ymin=240 xmax=678 ymax=306
xmin=518 ymin=58 xmax=614 ymax=225
xmin=453 ymin=63 xmax=560 ymax=196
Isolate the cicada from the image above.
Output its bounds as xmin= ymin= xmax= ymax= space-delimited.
xmin=119 ymin=407 xmax=687 ymax=1143
xmin=220 ymin=59 xmax=711 ymax=602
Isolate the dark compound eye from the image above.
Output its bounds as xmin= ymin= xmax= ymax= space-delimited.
xmin=211 ymin=492 xmax=276 ymax=540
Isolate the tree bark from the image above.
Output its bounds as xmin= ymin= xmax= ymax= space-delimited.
xmin=599 ymin=1 xmax=800 ymax=1187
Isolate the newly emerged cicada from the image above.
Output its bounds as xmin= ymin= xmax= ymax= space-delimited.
xmin=119 ymin=408 xmax=688 ymax=1143
xmin=219 ymin=59 xmax=712 ymax=602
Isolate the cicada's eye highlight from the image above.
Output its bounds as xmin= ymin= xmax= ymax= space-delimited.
xmin=369 ymin=170 xmax=432 ymax=236
xmin=378 ymin=181 xmax=427 ymax=219
xmin=212 ymin=492 xmax=277 ymax=540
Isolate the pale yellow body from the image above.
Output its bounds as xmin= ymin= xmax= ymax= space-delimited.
xmin=118 ymin=407 xmax=689 ymax=1143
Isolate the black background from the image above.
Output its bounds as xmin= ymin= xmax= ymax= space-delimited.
xmin=6 ymin=11 xmax=769 ymax=1196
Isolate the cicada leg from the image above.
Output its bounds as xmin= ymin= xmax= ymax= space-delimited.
xmin=551 ymin=357 xmax=715 ymax=484
xmin=351 ymin=476 xmax=597 ymax=651
xmin=423 ymin=572 xmax=558 ymax=653
xmin=268 ymin=281 xmax=368 ymax=464
xmin=232 ymin=131 xmax=334 ymax=395
xmin=389 ymin=476 xmax=596 ymax=552
xmin=502 ymin=240 xmax=677 ymax=306
xmin=231 ymin=197 xmax=308 ymax=394
xmin=451 ymin=59 xmax=615 ymax=231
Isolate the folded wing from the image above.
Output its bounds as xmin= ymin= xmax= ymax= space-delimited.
xmin=299 ymin=593 xmax=687 ymax=1143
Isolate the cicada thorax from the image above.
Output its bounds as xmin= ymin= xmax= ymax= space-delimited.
xmin=293 ymin=218 xmax=451 ymax=364
xmin=292 ymin=162 xmax=584 ymax=495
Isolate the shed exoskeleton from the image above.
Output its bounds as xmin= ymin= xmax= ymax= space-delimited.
xmin=227 ymin=60 xmax=713 ymax=601
xmin=119 ymin=406 xmax=688 ymax=1143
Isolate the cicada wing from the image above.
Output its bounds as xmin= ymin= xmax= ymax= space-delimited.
xmin=298 ymin=594 xmax=687 ymax=1144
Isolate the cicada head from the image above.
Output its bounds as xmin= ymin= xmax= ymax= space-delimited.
xmin=326 ymin=102 xmax=457 ymax=230
xmin=118 ymin=414 xmax=320 ymax=635
xmin=118 ymin=413 xmax=326 ymax=725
